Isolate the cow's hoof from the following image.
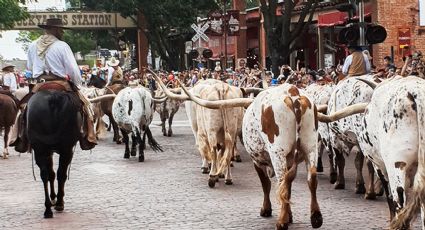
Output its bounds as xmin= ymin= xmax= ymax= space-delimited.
xmin=355 ymin=183 xmax=366 ymax=194
xmin=317 ymin=165 xmax=323 ymax=173
xmin=208 ymin=178 xmax=216 ymax=188
xmin=235 ymin=155 xmax=242 ymax=162
xmin=167 ymin=131 xmax=172 ymax=137
xmin=260 ymin=208 xmax=272 ymax=217
xmin=289 ymin=212 xmax=293 ymax=223
xmin=2 ymin=155 xmax=8 ymax=160
xmin=130 ymin=149 xmax=137 ymax=157
xmin=330 ymin=172 xmax=337 ymax=184
xmin=218 ymin=173 xmax=225 ymax=178
xmin=334 ymin=183 xmax=345 ymax=190
xmin=276 ymin=223 xmax=289 ymax=230
xmin=124 ymin=153 xmax=130 ymax=159
xmin=44 ymin=210 xmax=53 ymax=218
xmin=230 ymin=162 xmax=234 ymax=167
xmin=54 ymin=204 xmax=64 ymax=212
xmin=201 ymin=167 xmax=209 ymax=174
xmin=224 ymin=179 xmax=233 ymax=185
xmin=163 ymin=132 xmax=167 ymax=136
xmin=116 ymin=139 xmax=122 ymax=144
xmin=377 ymin=187 xmax=384 ymax=196
xmin=310 ymin=211 xmax=323 ymax=228
xmin=365 ymin=192 xmax=376 ymax=200
xmin=139 ymin=155 xmax=145 ymax=162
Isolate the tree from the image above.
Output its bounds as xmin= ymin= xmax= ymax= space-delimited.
xmin=259 ymin=0 xmax=318 ymax=76
xmin=0 ymin=0 xmax=29 ymax=30
xmin=246 ymin=0 xmax=258 ymax=9
xmin=78 ymin=0 xmax=219 ymax=70
xmin=16 ymin=30 xmax=42 ymax=52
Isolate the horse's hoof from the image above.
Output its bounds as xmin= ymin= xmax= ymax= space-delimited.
xmin=218 ymin=173 xmax=225 ymax=179
xmin=330 ymin=173 xmax=337 ymax=184
xmin=355 ymin=183 xmax=366 ymax=194
xmin=44 ymin=210 xmax=53 ymax=218
xmin=334 ymin=183 xmax=345 ymax=190
xmin=276 ymin=223 xmax=289 ymax=230
xmin=208 ymin=178 xmax=216 ymax=188
xmin=138 ymin=155 xmax=144 ymax=162
xmin=201 ymin=167 xmax=209 ymax=174
xmin=310 ymin=211 xmax=323 ymax=228
xmin=224 ymin=179 xmax=233 ymax=185
xmin=260 ymin=208 xmax=272 ymax=217
xmin=54 ymin=204 xmax=64 ymax=212
xmin=365 ymin=192 xmax=377 ymax=200
xmin=235 ymin=155 xmax=242 ymax=162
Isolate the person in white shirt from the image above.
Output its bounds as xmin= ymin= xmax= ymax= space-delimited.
xmin=1 ymin=64 xmax=17 ymax=94
xmin=12 ymin=18 xmax=97 ymax=151
xmin=342 ymin=45 xmax=371 ymax=76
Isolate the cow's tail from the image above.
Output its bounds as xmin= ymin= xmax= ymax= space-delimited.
xmin=391 ymin=92 xmax=425 ymax=229
xmin=146 ymin=127 xmax=163 ymax=152
xmin=218 ymin=85 xmax=234 ymax=174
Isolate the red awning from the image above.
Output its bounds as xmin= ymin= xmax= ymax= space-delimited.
xmin=318 ymin=5 xmax=372 ymax=27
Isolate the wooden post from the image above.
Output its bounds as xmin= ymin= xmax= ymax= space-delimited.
xmin=233 ymin=0 xmax=247 ymax=64
xmin=137 ymin=11 xmax=149 ymax=72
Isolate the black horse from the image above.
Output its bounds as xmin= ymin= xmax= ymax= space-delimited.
xmin=27 ymin=89 xmax=82 ymax=218
xmin=87 ymin=75 xmax=106 ymax=89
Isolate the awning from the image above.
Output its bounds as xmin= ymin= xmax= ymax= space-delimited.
xmin=318 ymin=4 xmax=372 ymax=27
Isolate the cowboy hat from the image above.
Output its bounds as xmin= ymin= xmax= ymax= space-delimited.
xmin=107 ymin=57 xmax=120 ymax=67
xmin=38 ymin=18 xmax=69 ymax=29
xmin=2 ymin=63 xmax=15 ymax=71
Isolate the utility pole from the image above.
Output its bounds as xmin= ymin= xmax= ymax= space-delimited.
xmin=358 ymin=0 xmax=366 ymax=46
xmin=223 ymin=0 xmax=228 ymax=69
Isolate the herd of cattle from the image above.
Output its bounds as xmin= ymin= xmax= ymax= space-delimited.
xmin=1 ymin=71 xmax=425 ymax=230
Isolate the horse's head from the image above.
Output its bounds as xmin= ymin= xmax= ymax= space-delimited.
xmin=87 ymin=75 xmax=107 ymax=89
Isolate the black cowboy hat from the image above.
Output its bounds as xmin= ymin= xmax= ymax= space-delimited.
xmin=38 ymin=18 xmax=69 ymax=29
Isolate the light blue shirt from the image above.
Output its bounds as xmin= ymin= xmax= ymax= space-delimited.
xmin=342 ymin=52 xmax=371 ymax=75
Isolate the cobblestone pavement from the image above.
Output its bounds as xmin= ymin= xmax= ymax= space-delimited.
xmin=0 ymin=106 xmax=420 ymax=230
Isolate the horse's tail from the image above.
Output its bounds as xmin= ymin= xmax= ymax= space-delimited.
xmin=145 ymin=127 xmax=163 ymax=152
xmin=391 ymin=91 xmax=425 ymax=229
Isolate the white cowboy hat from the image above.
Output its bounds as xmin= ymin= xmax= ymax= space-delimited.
xmin=2 ymin=63 xmax=15 ymax=71
xmin=108 ymin=57 xmax=120 ymax=67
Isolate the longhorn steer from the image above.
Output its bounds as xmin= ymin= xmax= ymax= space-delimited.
xmin=356 ymin=76 xmax=425 ymax=229
xmin=303 ymin=83 xmax=335 ymax=173
xmin=243 ymin=84 xmax=322 ymax=229
xmin=154 ymin=89 xmax=181 ymax=137
xmin=112 ymin=87 xmax=163 ymax=162
xmin=327 ymin=75 xmax=378 ymax=198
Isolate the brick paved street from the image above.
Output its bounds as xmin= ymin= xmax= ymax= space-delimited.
xmin=0 ymin=106 xmax=420 ymax=230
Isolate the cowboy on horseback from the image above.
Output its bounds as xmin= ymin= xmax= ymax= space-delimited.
xmin=11 ymin=18 xmax=97 ymax=151
xmin=106 ymin=57 xmax=124 ymax=85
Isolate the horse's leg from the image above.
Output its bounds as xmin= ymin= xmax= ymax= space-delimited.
xmin=3 ymin=126 xmax=10 ymax=159
xmin=130 ymin=135 xmax=137 ymax=157
xmin=34 ymin=146 xmax=53 ymax=218
xmin=167 ymin=111 xmax=176 ymax=137
xmin=55 ymin=147 xmax=74 ymax=212
xmin=47 ymin=154 xmax=56 ymax=205
xmin=137 ymin=131 xmax=146 ymax=162
xmin=253 ymin=163 xmax=272 ymax=217
xmin=121 ymin=129 xmax=130 ymax=159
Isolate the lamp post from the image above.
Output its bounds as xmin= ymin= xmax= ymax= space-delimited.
xmin=359 ymin=0 xmax=366 ymax=46
xmin=222 ymin=0 xmax=228 ymax=69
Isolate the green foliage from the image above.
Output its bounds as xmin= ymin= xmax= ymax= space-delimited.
xmin=0 ymin=0 xmax=29 ymax=30
xmin=15 ymin=30 xmax=43 ymax=52
xmin=246 ymin=0 xmax=258 ymax=9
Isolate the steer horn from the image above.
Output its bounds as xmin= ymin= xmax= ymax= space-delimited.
xmin=356 ymin=78 xmax=377 ymax=89
xmin=146 ymin=68 xmax=189 ymax=101
xmin=151 ymin=97 xmax=168 ymax=103
xmin=316 ymin=104 xmax=328 ymax=113
xmin=317 ymin=103 xmax=368 ymax=123
xmin=88 ymin=94 xmax=116 ymax=103
xmin=177 ymin=79 xmax=254 ymax=109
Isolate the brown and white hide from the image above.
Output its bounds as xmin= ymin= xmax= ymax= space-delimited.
xmin=154 ymin=90 xmax=181 ymax=137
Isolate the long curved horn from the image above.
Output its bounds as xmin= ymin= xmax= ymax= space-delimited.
xmin=241 ymin=87 xmax=264 ymax=96
xmin=356 ymin=78 xmax=377 ymax=89
xmin=177 ymin=79 xmax=254 ymax=109
xmin=151 ymin=97 xmax=167 ymax=103
xmin=317 ymin=103 xmax=368 ymax=123
xmin=146 ymin=69 xmax=189 ymax=100
xmin=316 ymin=104 xmax=328 ymax=113
xmin=88 ymin=94 xmax=116 ymax=103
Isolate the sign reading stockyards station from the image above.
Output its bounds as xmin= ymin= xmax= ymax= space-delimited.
xmin=13 ymin=12 xmax=137 ymax=30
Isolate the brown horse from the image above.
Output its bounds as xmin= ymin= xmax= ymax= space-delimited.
xmin=0 ymin=93 xmax=19 ymax=159
xmin=101 ymin=84 xmax=125 ymax=143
